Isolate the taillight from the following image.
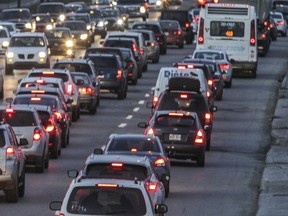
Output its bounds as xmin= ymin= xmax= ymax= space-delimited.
xmin=33 ymin=128 xmax=42 ymax=141
xmin=147 ymin=128 xmax=154 ymax=135
xmin=277 ymin=21 xmax=285 ymax=25
xmin=206 ymin=91 xmax=211 ymax=98
xmin=187 ymin=65 xmax=194 ymax=69
xmin=153 ymin=96 xmax=158 ymax=106
xmin=111 ymin=162 xmax=123 ymax=170
xmin=220 ymin=64 xmax=230 ymax=70
xmin=79 ymin=87 xmax=94 ymax=95
xmin=45 ymin=125 xmax=55 ymax=132
xmin=54 ymin=112 xmax=62 ymax=120
xmin=67 ymin=84 xmax=73 ymax=95
xmin=198 ymin=18 xmax=204 ymax=45
xmin=208 ymin=79 xmax=213 ymax=87
xmin=177 ymin=65 xmax=186 ymax=69
xmin=177 ymin=30 xmax=182 ymax=35
xmin=132 ymin=43 xmax=137 ymax=52
xmin=139 ymin=48 xmax=144 ymax=55
xmin=6 ymin=147 xmax=15 ymax=160
xmin=36 ymin=79 xmax=44 ymax=84
xmin=262 ymin=34 xmax=266 ymax=39
xmin=185 ymin=22 xmax=190 ymax=28
xmin=204 ymin=113 xmax=212 ymax=125
xmin=263 ymin=21 xmax=268 ymax=26
xmin=116 ymin=70 xmax=123 ymax=80
xmin=250 ymin=19 xmax=256 ymax=46
xmin=151 ymin=42 xmax=155 ymax=47
xmin=179 ymin=94 xmax=188 ymax=99
xmin=154 ymin=158 xmax=165 ymax=167
xmin=195 ymin=129 xmax=205 ymax=145
xmin=147 ymin=182 xmax=157 ymax=191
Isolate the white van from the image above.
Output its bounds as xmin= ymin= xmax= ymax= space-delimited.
xmin=196 ymin=3 xmax=258 ymax=77
xmin=152 ymin=67 xmax=211 ymax=106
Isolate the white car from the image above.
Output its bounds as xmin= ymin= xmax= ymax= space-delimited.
xmin=49 ymin=178 xmax=168 ymax=216
xmin=192 ymin=49 xmax=233 ymax=88
xmin=271 ymin=11 xmax=287 ymax=37
xmin=189 ymin=8 xmax=200 ymax=34
xmin=0 ymin=22 xmax=19 ymax=36
xmin=5 ymin=32 xmax=50 ymax=75
xmin=0 ymin=27 xmax=10 ymax=55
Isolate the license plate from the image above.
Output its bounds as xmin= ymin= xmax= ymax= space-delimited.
xmin=169 ymin=134 xmax=181 ymax=141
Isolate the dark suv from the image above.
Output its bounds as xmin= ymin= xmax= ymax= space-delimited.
xmin=154 ymin=77 xmax=217 ymax=151
xmin=85 ymin=54 xmax=128 ymax=100
xmin=113 ymin=0 xmax=149 ymax=21
xmin=160 ymin=10 xmax=194 ymax=44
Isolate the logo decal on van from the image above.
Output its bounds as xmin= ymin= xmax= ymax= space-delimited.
xmin=164 ymin=70 xmax=198 ymax=78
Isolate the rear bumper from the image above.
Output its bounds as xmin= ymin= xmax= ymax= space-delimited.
xmin=232 ymin=61 xmax=257 ymax=74
xmin=163 ymin=143 xmax=205 ymax=158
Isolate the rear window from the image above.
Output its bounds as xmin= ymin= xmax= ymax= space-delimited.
xmin=88 ymin=56 xmax=117 ymax=69
xmin=37 ymin=4 xmax=66 ymax=14
xmin=0 ymin=129 xmax=6 ymax=148
xmin=104 ymin=40 xmax=132 ymax=49
xmin=67 ymin=186 xmax=147 ymax=215
xmin=28 ymin=72 xmax=69 ymax=82
xmin=194 ymin=52 xmax=224 ymax=60
xmin=159 ymin=21 xmax=179 ymax=29
xmin=271 ymin=14 xmax=283 ymax=19
xmin=72 ymin=74 xmax=90 ymax=84
xmin=108 ymin=137 xmax=160 ymax=152
xmin=85 ymin=163 xmax=148 ymax=180
xmin=210 ymin=21 xmax=245 ymax=38
xmin=133 ymin=24 xmax=160 ymax=34
xmin=0 ymin=10 xmax=30 ymax=20
xmin=13 ymin=97 xmax=58 ymax=110
xmin=155 ymin=114 xmax=196 ymax=129
xmin=20 ymin=82 xmax=59 ymax=88
xmin=53 ymin=63 xmax=92 ymax=75
xmin=0 ymin=110 xmax=37 ymax=127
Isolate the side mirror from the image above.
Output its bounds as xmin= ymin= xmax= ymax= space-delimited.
xmin=67 ymin=170 xmax=79 ymax=178
xmin=137 ymin=122 xmax=148 ymax=128
xmin=210 ymin=106 xmax=217 ymax=112
xmin=146 ymin=101 xmax=154 ymax=109
xmin=94 ymin=148 xmax=103 ymax=155
xmin=19 ymin=138 xmax=29 ymax=146
xmin=5 ymin=97 xmax=13 ymax=104
xmin=155 ymin=204 xmax=168 ymax=214
xmin=204 ymin=125 xmax=211 ymax=131
xmin=49 ymin=201 xmax=62 ymax=211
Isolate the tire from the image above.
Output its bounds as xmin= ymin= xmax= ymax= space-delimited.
xmin=206 ymin=139 xmax=211 ymax=151
xmin=163 ymin=180 xmax=170 ymax=198
xmin=196 ymin=151 xmax=205 ymax=167
xmin=282 ymin=30 xmax=287 ymax=37
xmin=72 ymin=108 xmax=78 ymax=122
xmin=50 ymin=148 xmax=58 ymax=159
xmin=117 ymin=87 xmax=125 ymax=100
xmin=152 ymin=55 xmax=159 ymax=63
xmin=131 ymin=78 xmax=138 ymax=85
xmin=143 ymin=62 xmax=148 ymax=72
xmin=215 ymin=89 xmax=223 ymax=101
xmin=18 ymin=168 xmax=25 ymax=198
xmin=178 ymin=41 xmax=184 ymax=49
xmin=138 ymin=69 xmax=143 ymax=78
xmin=61 ymin=129 xmax=67 ymax=148
xmin=160 ymin=47 xmax=167 ymax=55
xmin=89 ymin=105 xmax=97 ymax=115
xmin=36 ymin=157 xmax=45 ymax=173
xmin=186 ymin=34 xmax=193 ymax=44
xmin=225 ymin=79 xmax=232 ymax=88
xmin=5 ymin=65 xmax=13 ymax=75
xmin=45 ymin=154 xmax=49 ymax=169
xmin=5 ymin=177 xmax=18 ymax=203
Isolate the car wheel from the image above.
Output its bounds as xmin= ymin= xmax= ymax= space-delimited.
xmin=5 ymin=177 xmax=18 ymax=203
xmin=89 ymin=105 xmax=97 ymax=115
xmin=163 ymin=180 xmax=170 ymax=198
xmin=138 ymin=69 xmax=143 ymax=78
xmin=58 ymin=146 xmax=61 ymax=156
xmin=72 ymin=108 xmax=78 ymax=122
xmin=45 ymin=153 xmax=49 ymax=169
xmin=215 ymin=89 xmax=223 ymax=101
xmin=206 ymin=139 xmax=211 ymax=151
xmin=131 ymin=78 xmax=138 ymax=85
xmin=117 ymin=87 xmax=125 ymax=100
xmin=282 ymin=30 xmax=287 ymax=37
xmin=160 ymin=46 xmax=167 ymax=55
xmin=124 ymin=83 xmax=128 ymax=98
xmin=5 ymin=65 xmax=13 ymax=75
xmin=18 ymin=168 xmax=25 ymax=198
xmin=152 ymin=55 xmax=159 ymax=63
xmin=36 ymin=156 xmax=45 ymax=173
xmin=61 ymin=129 xmax=68 ymax=148
xmin=50 ymin=147 xmax=58 ymax=159
xmin=143 ymin=62 xmax=148 ymax=72
xmin=225 ymin=79 xmax=232 ymax=88
xmin=178 ymin=41 xmax=184 ymax=49
xmin=186 ymin=34 xmax=193 ymax=44
xmin=196 ymin=151 xmax=205 ymax=167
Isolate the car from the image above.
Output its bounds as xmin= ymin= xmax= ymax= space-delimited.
xmin=0 ymin=105 xmax=49 ymax=173
xmin=149 ymin=0 xmax=164 ymax=11
xmin=101 ymin=7 xmax=126 ymax=32
xmin=160 ymin=9 xmax=194 ymax=44
xmin=5 ymin=32 xmax=50 ymax=75
xmin=84 ymin=53 xmax=128 ymax=100
xmin=91 ymin=0 xmax=111 ymax=8
xmin=0 ymin=122 xmax=27 ymax=202
xmin=36 ymin=2 xmax=67 ymax=23
xmin=32 ymin=13 xmax=54 ymax=32
xmin=65 ymin=2 xmax=88 ymax=13
xmin=71 ymin=72 xmax=100 ymax=115
xmin=112 ymin=0 xmax=149 ymax=21
xmin=269 ymin=15 xmax=278 ymax=41
xmin=192 ymin=49 xmax=233 ymax=88
xmin=0 ymin=8 xmax=35 ymax=32
xmin=0 ymin=64 xmax=4 ymax=99
xmin=138 ymin=109 xmax=206 ymax=167
xmin=271 ymin=11 xmax=287 ymax=36
xmin=0 ymin=27 xmax=10 ymax=55
xmin=74 ymin=154 xmax=166 ymax=205
xmin=153 ymin=77 xmax=217 ymax=151
xmin=27 ymin=105 xmax=62 ymax=159
xmin=159 ymin=20 xmax=184 ymax=49
xmin=189 ymin=8 xmax=200 ymax=34
xmin=129 ymin=29 xmax=160 ymax=63
xmin=12 ymin=94 xmax=71 ymax=148
xmin=132 ymin=21 xmax=167 ymax=55
xmin=94 ymin=134 xmax=171 ymax=197
xmin=103 ymin=37 xmax=143 ymax=78
xmin=44 ymin=27 xmax=75 ymax=57
xmin=56 ymin=20 xmax=91 ymax=48
xmin=84 ymin=47 xmax=139 ymax=84
xmin=49 ymin=178 xmax=168 ymax=216
xmin=27 ymin=68 xmax=81 ymax=122
xmin=0 ymin=22 xmax=19 ymax=36
xmin=181 ymin=58 xmax=225 ymax=101
xmin=105 ymin=31 xmax=149 ymax=72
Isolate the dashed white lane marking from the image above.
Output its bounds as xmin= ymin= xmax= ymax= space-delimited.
xmin=126 ymin=115 xmax=133 ymax=119
xmin=118 ymin=123 xmax=127 ymax=128
xmin=138 ymin=100 xmax=145 ymax=104
xmin=145 ymin=93 xmax=150 ymax=97
xmin=133 ymin=107 xmax=140 ymax=112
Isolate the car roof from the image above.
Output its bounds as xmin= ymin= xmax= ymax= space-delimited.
xmin=29 ymin=68 xmax=71 ymax=74
xmin=54 ymin=58 xmax=91 ymax=64
xmin=11 ymin=32 xmax=46 ymax=37
xmin=108 ymin=31 xmax=142 ymax=36
xmin=133 ymin=21 xmax=160 ymax=26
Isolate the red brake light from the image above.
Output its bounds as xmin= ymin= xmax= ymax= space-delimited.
xmin=195 ymin=129 xmax=205 ymax=145
xmin=45 ymin=125 xmax=55 ymax=132
xmin=154 ymin=158 xmax=165 ymax=167
xmin=197 ymin=0 xmax=207 ymax=6
xmin=263 ymin=21 xmax=268 ymax=26
xmin=111 ymin=162 xmax=123 ymax=167
xmin=5 ymin=108 xmax=14 ymax=113
xmin=54 ymin=112 xmax=62 ymax=120
xmin=79 ymin=87 xmax=94 ymax=95
xmin=132 ymin=43 xmax=137 ymax=52
xmin=131 ymin=148 xmax=138 ymax=152
xmin=116 ymin=70 xmax=123 ymax=80
xmin=139 ymin=48 xmax=144 ymax=55
xmin=177 ymin=65 xmax=186 ymax=69
xmin=187 ymin=65 xmax=194 ymax=69
xmin=198 ymin=18 xmax=204 ymax=44
xmin=177 ymin=30 xmax=182 ymax=35
xmin=277 ymin=21 xmax=285 ymax=25
xmin=208 ymin=79 xmax=213 ymax=86
xmin=220 ymin=64 xmax=230 ymax=70
xmin=205 ymin=113 xmax=212 ymax=125
xmin=147 ymin=182 xmax=157 ymax=191
xmin=97 ymin=183 xmax=118 ymax=188
xmin=179 ymin=94 xmax=188 ymax=99
xmin=262 ymin=33 xmax=266 ymax=38
xmin=33 ymin=128 xmax=42 ymax=141
xmin=147 ymin=128 xmax=154 ymax=135
xmin=6 ymin=147 xmax=15 ymax=155
xmin=36 ymin=80 xmax=44 ymax=84
xmin=151 ymin=42 xmax=155 ymax=47
xmin=250 ymin=19 xmax=256 ymax=46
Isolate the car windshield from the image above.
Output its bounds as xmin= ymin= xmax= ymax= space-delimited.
xmin=0 ymin=129 xmax=6 ymax=147
xmin=108 ymin=137 xmax=160 ymax=152
xmin=0 ymin=10 xmax=30 ymax=20
xmin=133 ymin=24 xmax=161 ymax=33
xmin=85 ymin=163 xmax=148 ymax=180
xmin=58 ymin=22 xmax=86 ymax=31
xmin=9 ymin=37 xmax=45 ymax=47
xmin=116 ymin=0 xmax=146 ymax=4
xmin=0 ymin=110 xmax=37 ymax=127
xmin=45 ymin=30 xmax=70 ymax=39
xmin=67 ymin=186 xmax=147 ymax=215
xmin=155 ymin=114 xmax=196 ymax=128
xmin=194 ymin=52 xmax=224 ymax=60
xmin=28 ymin=72 xmax=69 ymax=82
xmin=0 ymin=29 xmax=8 ymax=38
xmin=37 ymin=5 xmax=66 ymax=14
xmin=53 ymin=63 xmax=92 ymax=75
xmin=13 ymin=97 xmax=58 ymax=110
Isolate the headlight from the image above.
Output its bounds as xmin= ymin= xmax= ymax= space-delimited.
xmin=25 ymin=23 xmax=32 ymax=29
xmin=59 ymin=14 xmax=65 ymax=22
xmin=140 ymin=6 xmax=146 ymax=13
xmin=2 ymin=41 xmax=9 ymax=48
xmin=97 ymin=21 xmax=104 ymax=27
xmin=117 ymin=19 xmax=123 ymax=25
xmin=46 ymin=24 xmax=53 ymax=30
xmin=39 ymin=51 xmax=46 ymax=58
xmin=156 ymin=0 xmax=162 ymax=5
xmin=122 ymin=16 xmax=127 ymax=21
xmin=66 ymin=40 xmax=73 ymax=47
xmin=80 ymin=34 xmax=88 ymax=40
xmin=87 ymin=24 xmax=92 ymax=30
xmin=112 ymin=1 xmax=117 ymax=5
xmin=7 ymin=52 xmax=14 ymax=58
